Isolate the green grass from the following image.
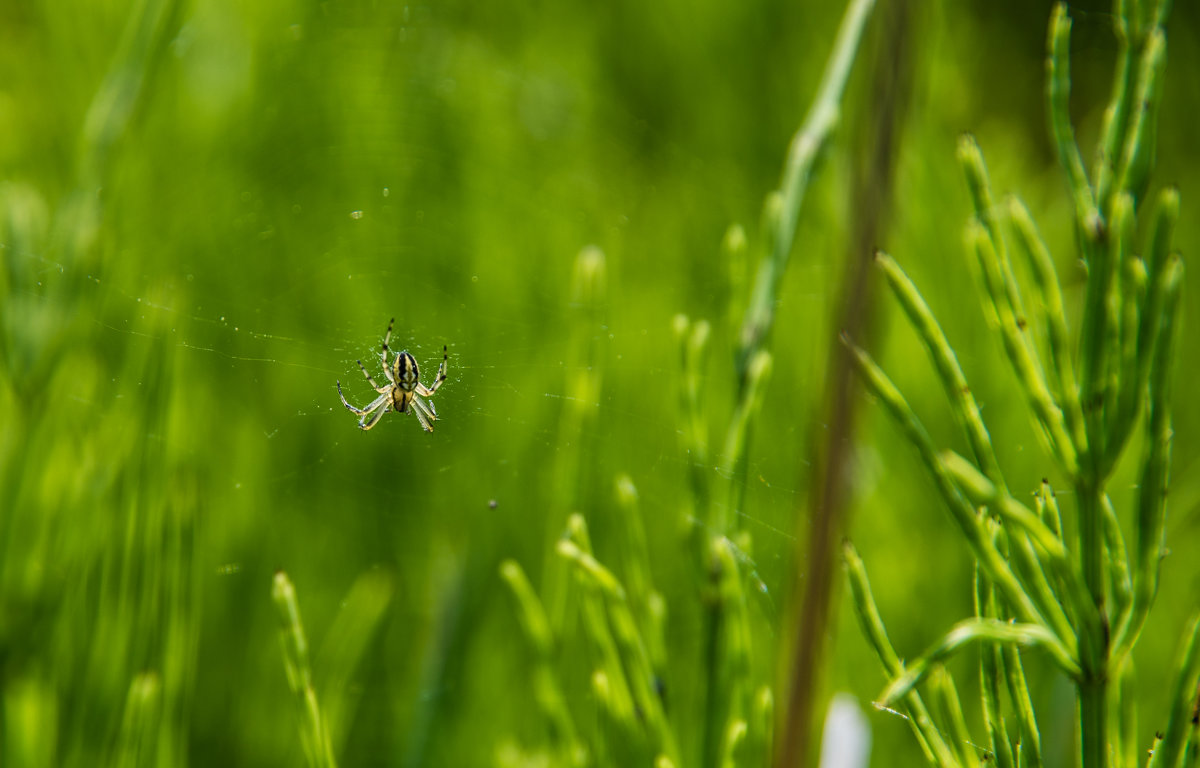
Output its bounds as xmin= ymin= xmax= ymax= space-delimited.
xmin=1 ymin=1 xmax=1199 ymax=767
xmin=844 ymin=3 xmax=1197 ymax=766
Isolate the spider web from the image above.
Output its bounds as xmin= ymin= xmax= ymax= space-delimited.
xmin=0 ymin=3 xmax=905 ymax=763
xmin=60 ymin=236 xmax=802 ymax=604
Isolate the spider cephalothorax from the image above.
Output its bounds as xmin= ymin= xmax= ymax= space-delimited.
xmin=337 ymin=318 xmax=448 ymax=431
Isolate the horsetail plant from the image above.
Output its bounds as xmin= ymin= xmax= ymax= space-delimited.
xmin=545 ymin=245 xmax=610 ymax=631
xmin=272 ymin=571 xmax=338 ymax=768
xmin=501 ymin=0 xmax=877 ymax=765
xmin=844 ymin=2 xmax=1192 ymax=766
xmin=687 ymin=0 xmax=877 ymax=764
xmin=500 ymin=499 xmax=681 ymax=767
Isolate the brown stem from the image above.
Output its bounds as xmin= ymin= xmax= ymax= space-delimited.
xmin=775 ymin=3 xmax=912 ymax=765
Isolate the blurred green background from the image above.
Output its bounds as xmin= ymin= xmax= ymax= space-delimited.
xmin=1 ymin=0 xmax=1198 ymax=766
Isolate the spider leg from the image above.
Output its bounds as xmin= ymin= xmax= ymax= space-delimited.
xmin=411 ymin=398 xmax=434 ymax=432
xmin=339 ymin=384 xmax=387 ymax=416
xmin=380 ymin=317 xmax=396 ymax=373
xmin=356 ymin=360 xmax=389 ymax=392
xmin=417 ymin=345 xmax=449 ymax=397
xmin=382 ymin=318 xmax=396 ymax=354
xmin=412 ymin=394 xmax=438 ymax=425
xmin=338 ymin=381 xmax=368 ymax=414
xmin=345 ymin=324 xmax=449 ymax=434
xmin=360 ymin=400 xmax=390 ymax=430
xmin=379 ymin=352 xmax=395 ymax=384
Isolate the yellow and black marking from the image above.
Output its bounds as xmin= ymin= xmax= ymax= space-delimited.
xmin=336 ymin=318 xmax=449 ymax=432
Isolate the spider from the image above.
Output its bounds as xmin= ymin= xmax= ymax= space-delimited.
xmin=337 ymin=318 xmax=448 ymax=432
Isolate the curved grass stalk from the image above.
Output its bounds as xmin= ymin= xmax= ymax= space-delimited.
xmin=848 ymin=6 xmax=1183 ymax=766
xmin=975 ymin=558 xmax=1019 ymax=768
xmin=558 ymin=524 xmax=679 ymax=766
xmin=844 ymin=543 xmax=958 ymax=767
xmin=499 ymin=561 xmax=583 ymax=764
xmin=875 ymin=251 xmax=1004 ymax=488
xmin=1007 ymin=197 xmax=1086 ymax=451
xmin=878 ymin=619 xmax=1081 ymax=708
xmin=1047 ymin=4 xmax=1101 ymax=237
xmin=1145 ymin=614 xmax=1200 ymax=768
xmin=272 ymin=572 xmax=338 ymax=768
xmin=842 ymin=337 xmax=1055 ymax=638
xmin=736 ymin=0 xmax=878 ymax=379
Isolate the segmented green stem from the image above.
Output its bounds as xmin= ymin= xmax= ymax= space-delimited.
xmin=844 ymin=543 xmax=958 ymax=766
xmin=842 ymin=337 xmax=1050 ymax=633
xmin=875 ymin=251 xmax=1004 ymax=487
xmin=272 ymin=572 xmax=338 ymax=768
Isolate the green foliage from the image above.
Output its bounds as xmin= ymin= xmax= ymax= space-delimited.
xmin=500 ymin=2 xmax=876 ymax=766
xmin=0 ymin=0 xmax=1196 ymax=766
xmin=272 ymin=571 xmax=337 ymax=768
xmin=844 ymin=2 xmax=1195 ymax=766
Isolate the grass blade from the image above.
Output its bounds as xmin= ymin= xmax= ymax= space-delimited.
xmin=843 ymin=336 xmax=1050 ymax=634
xmin=1147 ymin=615 xmax=1200 ymax=768
xmin=965 ymin=223 xmax=1078 ymax=477
xmin=1114 ymin=255 xmax=1183 ymax=661
xmin=929 ymin=667 xmax=981 ymax=768
xmin=1007 ymin=196 xmax=1085 ymax=450
xmin=1046 ymin=3 xmax=1101 ymax=236
xmin=315 ymin=570 xmax=393 ymax=757
xmin=1114 ymin=26 xmax=1167 ymax=202
xmin=737 ymin=0 xmax=878 ymax=373
xmin=878 ymin=618 xmax=1081 ymax=707
xmin=976 ymin=562 xmax=1018 ymax=768
xmin=843 ymin=542 xmax=958 ymax=766
xmin=272 ymin=571 xmax=337 ymax=768
xmin=875 ymin=251 xmax=1004 ymax=486
xmin=499 ymin=560 xmax=583 ymax=764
